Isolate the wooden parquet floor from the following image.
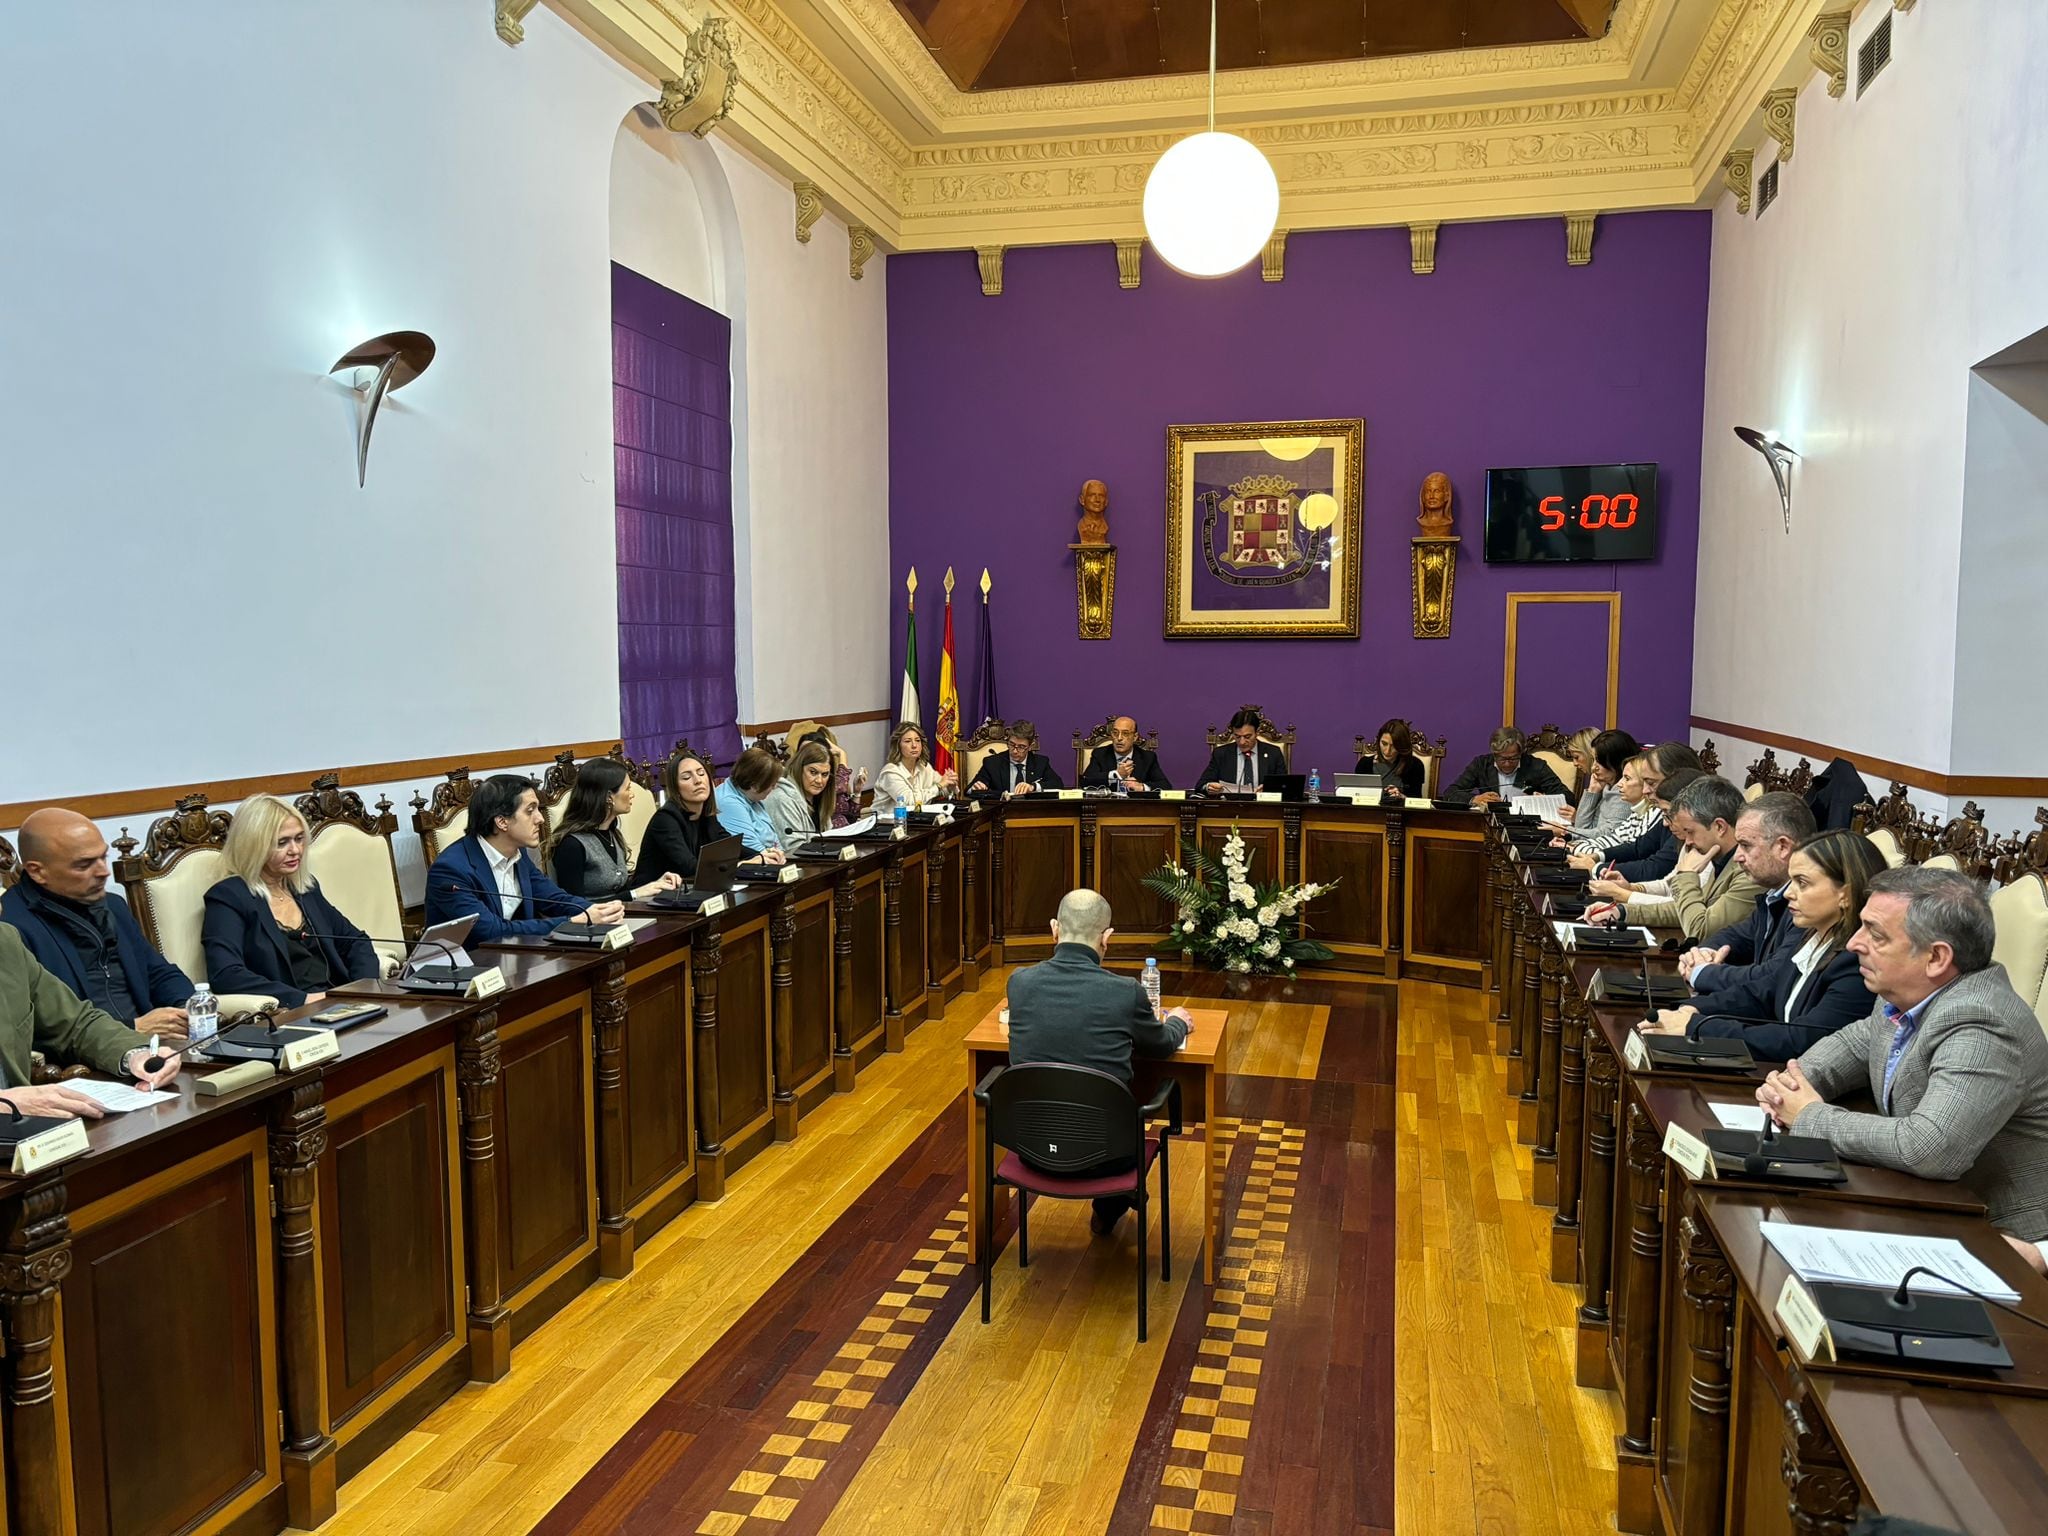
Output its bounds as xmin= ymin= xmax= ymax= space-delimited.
xmin=314 ymin=968 xmax=1617 ymax=1536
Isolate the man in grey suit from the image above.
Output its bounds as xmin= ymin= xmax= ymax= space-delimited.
xmin=1758 ymin=867 xmax=2048 ymax=1241
xmin=1006 ymin=889 xmax=1191 ymax=1235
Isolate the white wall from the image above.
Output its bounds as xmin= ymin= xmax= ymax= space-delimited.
xmin=3 ymin=2 xmax=894 ymax=810
xmin=1692 ymin=0 xmax=2048 ymax=780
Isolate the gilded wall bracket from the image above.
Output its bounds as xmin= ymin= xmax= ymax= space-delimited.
xmin=495 ymin=0 xmax=542 ymax=46
xmin=1409 ymin=222 xmax=1440 ymax=275
xmin=794 ymin=181 xmax=824 ymax=243
xmin=1262 ymin=232 xmax=1287 ymax=283
xmin=1564 ymin=212 xmax=1598 ymax=266
xmin=1411 ymin=471 xmax=1459 ymax=639
xmin=1808 ymin=10 xmax=1851 ymax=99
xmin=1762 ymin=87 xmax=1797 ymax=162
xmin=656 ymin=17 xmax=739 ymax=138
xmin=849 ymin=225 xmax=877 ymax=280
xmin=1115 ymin=240 xmax=1143 ymax=290
xmin=977 ymin=246 xmax=1004 ymax=296
xmin=1070 ymin=545 xmax=1117 ymax=640
xmin=1722 ymin=148 xmax=1754 ymax=215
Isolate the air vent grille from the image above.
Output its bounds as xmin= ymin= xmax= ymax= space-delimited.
xmin=1857 ymin=13 xmax=1892 ymax=96
xmin=1757 ymin=160 xmax=1780 ymax=217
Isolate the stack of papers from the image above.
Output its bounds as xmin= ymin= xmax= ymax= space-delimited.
xmin=1511 ymin=793 xmax=1569 ymax=820
xmin=67 ymin=1080 xmax=176 ymax=1113
xmin=825 ymin=815 xmax=877 ymax=839
xmin=1709 ymin=1104 xmax=1768 ymax=1133
xmin=1759 ymin=1220 xmax=2021 ymax=1302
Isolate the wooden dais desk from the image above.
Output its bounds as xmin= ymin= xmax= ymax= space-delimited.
xmin=964 ymin=1004 xmax=1229 ymax=1285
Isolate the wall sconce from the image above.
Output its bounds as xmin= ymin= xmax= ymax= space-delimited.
xmin=331 ymin=331 xmax=435 ymax=486
xmin=1733 ymin=426 xmax=1797 ymax=533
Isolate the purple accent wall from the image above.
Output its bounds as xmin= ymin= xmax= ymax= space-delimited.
xmin=612 ymin=263 xmax=741 ymax=766
xmin=885 ymin=214 xmax=1710 ymax=786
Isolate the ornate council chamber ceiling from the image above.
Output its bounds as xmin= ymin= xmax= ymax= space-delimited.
xmin=893 ymin=0 xmax=1618 ymax=94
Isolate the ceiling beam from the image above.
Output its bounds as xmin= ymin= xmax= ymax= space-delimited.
xmin=1550 ymin=0 xmax=1614 ymax=35
xmin=915 ymin=0 xmax=1032 ymax=91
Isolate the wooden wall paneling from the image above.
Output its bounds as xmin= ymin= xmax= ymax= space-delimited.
xmin=1402 ymin=816 xmax=1489 ymax=984
xmin=618 ymin=943 xmax=694 ymax=1256
xmin=995 ymin=813 xmax=1079 ymax=963
xmin=492 ymin=990 xmax=598 ymax=1343
xmin=1093 ymin=809 xmax=1181 ymax=961
xmin=1196 ymin=810 xmax=1284 ymax=896
xmin=63 ymin=1129 xmax=283 ymax=1536
xmin=316 ymin=1045 xmax=466 ymax=1481
xmin=1297 ymin=812 xmax=1390 ymax=972
xmin=710 ymin=911 xmax=775 ymax=1183
xmin=783 ymin=888 xmax=837 ymax=1123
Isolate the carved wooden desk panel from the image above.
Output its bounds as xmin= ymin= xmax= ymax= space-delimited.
xmin=1402 ymin=808 xmax=1489 ymax=983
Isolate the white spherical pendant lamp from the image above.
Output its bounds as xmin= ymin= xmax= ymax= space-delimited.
xmin=1140 ymin=0 xmax=1279 ymax=278
xmin=1143 ymin=131 xmax=1279 ymax=278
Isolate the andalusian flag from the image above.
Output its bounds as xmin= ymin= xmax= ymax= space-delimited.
xmin=935 ymin=569 xmax=960 ymax=774
xmin=898 ymin=568 xmax=920 ymax=731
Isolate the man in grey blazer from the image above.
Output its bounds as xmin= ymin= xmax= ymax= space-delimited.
xmin=1006 ymin=889 xmax=1191 ymax=1234
xmin=1758 ymin=866 xmax=2048 ymax=1241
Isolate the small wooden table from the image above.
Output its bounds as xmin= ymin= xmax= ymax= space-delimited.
xmin=964 ymin=1004 xmax=1230 ymax=1284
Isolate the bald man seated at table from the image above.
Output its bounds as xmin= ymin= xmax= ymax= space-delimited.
xmin=0 ymin=925 xmax=183 ymax=1120
xmin=2 ymin=807 xmax=196 ymax=1033
xmin=1758 ymin=867 xmax=2048 ymax=1242
xmin=1079 ymin=717 xmax=1171 ymax=792
xmin=1004 ymin=889 xmax=1191 ymax=1234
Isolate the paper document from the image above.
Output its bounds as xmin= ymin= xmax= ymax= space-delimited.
xmin=1759 ymin=1220 xmax=2021 ymax=1303
xmin=1709 ymin=1104 xmax=1768 ymax=1133
xmin=623 ymin=918 xmax=657 ymax=935
xmin=1511 ymin=794 xmax=1568 ymax=820
xmin=65 ymin=1079 xmax=176 ymax=1113
xmin=1553 ymin=921 xmax=1656 ymax=948
xmin=824 ymin=815 xmax=877 ymax=839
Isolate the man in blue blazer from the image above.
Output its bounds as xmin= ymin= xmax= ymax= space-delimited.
xmin=425 ymin=775 xmax=623 ymax=943
xmin=2 ymin=807 xmax=194 ymax=1030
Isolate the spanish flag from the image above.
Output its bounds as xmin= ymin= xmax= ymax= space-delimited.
xmin=935 ymin=570 xmax=960 ymax=774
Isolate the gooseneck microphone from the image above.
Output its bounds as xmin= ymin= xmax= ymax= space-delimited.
xmin=1885 ymin=1264 xmax=2048 ymax=1330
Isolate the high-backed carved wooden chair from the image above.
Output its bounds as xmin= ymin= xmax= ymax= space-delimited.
xmin=959 ymin=718 xmax=1011 ymax=792
xmin=751 ymin=732 xmax=791 ymax=763
xmin=536 ymin=745 xmax=661 ymax=865
xmin=1992 ymin=813 xmax=2048 ymax=1040
xmin=1073 ymin=716 xmax=1161 ymax=785
xmin=298 ymin=775 xmax=409 ymax=973
xmin=111 ymin=795 xmax=276 ymax=1012
xmin=539 ymin=749 xmax=581 ymax=833
xmin=1203 ymin=705 xmax=1297 ymax=769
xmin=1744 ymin=749 xmax=1785 ymax=793
xmin=1351 ymin=721 xmax=1450 ymax=799
xmin=1926 ymin=803 xmax=1997 ymax=880
xmin=1853 ymin=783 xmax=1919 ymax=868
xmin=1696 ymin=739 xmax=1721 ymax=775
xmin=0 ymin=831 xmax=17 ymax=890
xmin=1525 ymin=723 xmax=1577 ymax=795
xmin=411 ymin=769 xmax=476 ymax=864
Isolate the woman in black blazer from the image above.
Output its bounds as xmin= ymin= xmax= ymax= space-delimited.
xmin=201 ymin=794 xmax=379 ymax=1007
xmin=1640 ymin=829 xmax=1885 ymax=1063
xmin=632 ymin=749 xmax=734 ymax=884
xmin=1353 ymin=718 xmax=1426 ymax=799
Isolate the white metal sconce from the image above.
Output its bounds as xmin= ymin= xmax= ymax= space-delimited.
xmin=331 ymin=331 xmax=436 ymax=486
xmin=1734 ymin=426 xmax=1797 ymax=532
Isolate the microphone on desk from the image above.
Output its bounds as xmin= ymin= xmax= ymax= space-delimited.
xmin=1885 ymin=1265 xmax=2048 ymax=1331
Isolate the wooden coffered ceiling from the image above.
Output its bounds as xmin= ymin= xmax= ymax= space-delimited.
xmin=553 ymin=0 xmax=1846 ymax=252
xmin=894 ymin=0 xmax=1619 ymax=95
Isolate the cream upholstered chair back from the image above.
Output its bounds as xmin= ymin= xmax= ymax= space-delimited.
xmin=618 ymin=781 xmax=659 ymax=867
xmin=1743 ymin=781 xmax=1766 ymax=803
xmin=1534 ymin=751 xmax=1577 ymax=795
xmin=959 ymin=719 xmax=1011 ymax=791
xmin=1866 ymin=828 xmax=1908 ymax=868
xmin=1921 ymin=852 xmax=1962 ymax=873
xmin=539 ymin=750 xmax=580 ymax=833
xmin=1989 ymin=874 xmax=2048 ymax=1042
xmin=412 ymin=770 xmax=476 ymax=864
xmin=109 ymin=799 xmax=273 ymax=1010
xmin=298 ymin=777 xmax=407 ymax=975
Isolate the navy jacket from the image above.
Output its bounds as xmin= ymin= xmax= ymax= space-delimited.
xmin=1 ymin=881 xmax=193 ymax=1020
xmin=1692 ymin=887 xmax=1799 ymax=995
xmin=1006 ymin=943 xmax=1186 ymax=1085
xmin=1689 ymin=943 xmax=1873 ymax=1063
xmin=426 ymin=836 xmax=592 ymax=942
xmin=1442 ymin=752 xmax=1568 ymax=806
xmin=201 ymin=878 xmax=379 ymax=1007
xmin=1080 ymin=744 xmax=1172 ymax=791
xmin=969 ymin=751 xmax=1065 ymax=797
xmin=1604 ymin=819 xmax=1680 ymax=884
xmin=1198 ymin=740 xmax=1290 ymax=791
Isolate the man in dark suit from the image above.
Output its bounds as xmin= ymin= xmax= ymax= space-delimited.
xmin=1079 ymin=716 xmax=1171 ymax=792
xmin=968 ymin=720 xmax=1065 ymax=798
xmin=1198 ymin=708 xmax=1288 ymax=794
xmin=1442 ymin=726 xmax=1569 ymax=806
xmin=1679 ymin=792 xmax=1817 ymax=994
xmin=1006 ymin=889 xmax=1191 ymax=1234
xmin=425 ymin=775 xmax=624 ymax=943
xmin=2 ymin=807 xmax=194 ymax=1031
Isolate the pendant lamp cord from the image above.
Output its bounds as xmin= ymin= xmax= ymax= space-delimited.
xmin=1207 ymin=0 xmax=1217 ymax=134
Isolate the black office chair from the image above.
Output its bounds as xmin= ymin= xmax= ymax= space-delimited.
xmin=975 ymin=1061 xmax=1181 ymax=1341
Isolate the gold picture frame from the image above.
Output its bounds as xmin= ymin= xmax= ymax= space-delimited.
xmin=1164 ymin=419 xmax=1365 ymax=639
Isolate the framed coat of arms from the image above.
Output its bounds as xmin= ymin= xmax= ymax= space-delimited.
xmin=1163 ymin=419 xmax=1365 ymax=638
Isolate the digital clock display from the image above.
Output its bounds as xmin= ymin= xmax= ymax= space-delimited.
xmin=1483 ymin=464 xmax=1660 ymax=564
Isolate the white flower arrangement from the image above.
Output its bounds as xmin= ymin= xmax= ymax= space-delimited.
xmin=1142 ymin=824 xmax=1336 ymax=976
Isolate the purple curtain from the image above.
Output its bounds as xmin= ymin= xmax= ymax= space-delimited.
xmin=612 ymin=262 xmax=741 ymax=767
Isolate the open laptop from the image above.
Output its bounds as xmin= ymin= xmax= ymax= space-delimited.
xmin=1206 ymin=773 xmax=1306 ymax=800
xmin=1335 ymin=769 xmax=1404 ymax=794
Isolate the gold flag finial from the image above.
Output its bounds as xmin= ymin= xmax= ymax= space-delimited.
xmin=979 ymin=567 xmax=992 ymax=600
xmin=906 ymin=566 xmax=918 ymax=605
xmin=944 ymin=566 xmax=956 ymax=597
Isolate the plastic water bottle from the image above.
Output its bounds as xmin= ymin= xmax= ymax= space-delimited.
xmin=1113 ymin=769 xmax=1129 ymax=799
xmin=893 ymin=802 xmax=908 ymax=829
xmin=1308 ymin=767 xmax=1322 ymax=802
xmin=1142 ymin=957 xmax=1162 ymax=1019
xmin=186 ymin=983 xmax=219 ymax=1062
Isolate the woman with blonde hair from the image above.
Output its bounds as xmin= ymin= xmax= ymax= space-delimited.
xmin=869 ymin=722 xmax=954 ymax=817
xmin=765 ymin=740 xmax=836 ymax=848
xmin=201 ymin=793 xmax=379 ymax=1006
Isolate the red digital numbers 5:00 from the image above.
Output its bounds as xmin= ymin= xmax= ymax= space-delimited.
xmin=1537 ymin=493 xmax=1640 ymax=532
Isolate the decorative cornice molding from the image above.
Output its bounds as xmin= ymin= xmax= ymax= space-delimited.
xmin=1565 ymin=211 xmax=1598 ymax=265
xmin=849 ymin=224 xmax=877 ymax=279
xmin=976 ymin=245 xmax=1003 ymax=296
xmin=1808 ymin=9 xmax=1851 ymax=99
xmin=1409 ymin=221 xmax=1440 ymax=274
xmin=495 ymin=0 xmax=542 ymax=46
xmin=1762 ymin=85 xmax=1797 ymax=162
xmin=1261 ymin=232 xmax=1287 ymax=283
xmin=1721 ymin=147 xmax=1754 ymax=214
xmin=1893 ymin=0 xmax=1916 ymax=10
xmin=793 ymin=179 xmax=824 ymax=241
xmin=1115 ymin=239 xmax=1143 ymax=289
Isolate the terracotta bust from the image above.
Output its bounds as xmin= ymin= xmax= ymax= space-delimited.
xmin=1076 ymin=479 xmax=1110 ymax=545
xmin=1417 ymin=472 xmax=1455 ymax=537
